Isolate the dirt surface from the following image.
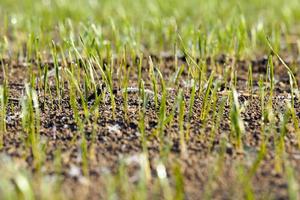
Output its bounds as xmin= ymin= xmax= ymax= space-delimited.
xmin=1 ymin=54 xmax=300 ymax=199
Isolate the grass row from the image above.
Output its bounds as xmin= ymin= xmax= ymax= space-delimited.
xmin=1 ymin=0 xmax=300 ymax=58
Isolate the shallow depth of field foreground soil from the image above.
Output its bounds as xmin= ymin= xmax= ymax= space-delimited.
xmin=1 ymin=0 xmax=300 ymax=200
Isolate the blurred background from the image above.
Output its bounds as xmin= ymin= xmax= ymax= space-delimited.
xmin=0 ymin=0 xmax=300 ymax=58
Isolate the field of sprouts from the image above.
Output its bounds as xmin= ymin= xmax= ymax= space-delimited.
xmin=1 ymin=0 xmax=300 ymax=199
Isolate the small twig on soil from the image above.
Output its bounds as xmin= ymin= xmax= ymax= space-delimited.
xmin=85 ymin=86 xmax=176 ymax=104
xmin=121 ymin=87 xmax=176 ymax=100
xmin=121 ymin=87 xmax=159 ymax=98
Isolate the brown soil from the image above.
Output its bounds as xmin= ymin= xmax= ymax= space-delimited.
xmin=1 ymin=53 xmax=300 ymax=199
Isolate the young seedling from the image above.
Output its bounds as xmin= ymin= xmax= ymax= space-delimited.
xmin=137 ymin=53 xmax=143 ymax=93
xmin=54 ymin=147 xmax=62 ymax=175
xmin=136 ymin=153 xmax=151 ymax=200
xmin=0 ymin=64 xmax=8 ymax=148
xmin=275 ymin=104 xmax=290 ymax=173
xmin=186 ymin=78 xmax=196 ymax=139
xmin=267 ymin=38 xmax=300 ymax=99
xmin=80 ymin=123 xmax=89 ymax=177
xmin=92 ymin=55 xmax=116 ymax=120
xmin=177 ymin=89 xmax=187 ymax=158
xmin=286 ymin=71 xmax=300 ymax=149
xmin=156 ymin=162 xmax=172 ymax=200
xmin=66 ymin=68 xmax=89 ymax=121
xmin=229 ymin=88 xmax=245 ymax=151
xmin=200 ymin=79 xmax=221 ymax=142
xmin=285 ymin=160 xmax=299 ymax=200
xmin=0 ymin=84 xmax=8 ymax=149
xmin=66 ymin=67 xmax=90 ymax=176
xmin=42 ymin=63 xmax=49 ymax=109
xmin=51 ymin=41 xmax=62 ymax=109
xmin=149 ymin=56 xmax=159 ymax=108
xmin=138 ymin=80 xmax=147 ymax=152
xmin=21 ymin=84 xmax=42 ymax=171
xmin=236 ymin=163 xmax=255 ymax=200
xmin=122 ymin=65 xmax=129 ymax=122
xmin=267 ymin=54 xmax=275 ymax=104
xmin=209 ymin=96 xmax=227 ymax=151
xmin=204 ymin=138 xmax=227 ymax=199
xmin=248 ymin=141 xmax=267 ymax=179
xmin=258 ymin=75 xmax=267 ymax=124
xmin=178 ymin=34 xmax=202 ymax=92
xmin=156 ymin=68 xmax=167 ymax=148
xmin=247 ymin=64 xmax=253 ymax=94
xmin=0 ymin=158 xmax=35 ymax=200
xmin=200 ymin=71 xmax=214 ymax=122
xmin=172 ymin=162 xmax=185 ymax=200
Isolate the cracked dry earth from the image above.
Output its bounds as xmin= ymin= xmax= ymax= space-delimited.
xmin=1 ymin=54 xmax=300 ymax=199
